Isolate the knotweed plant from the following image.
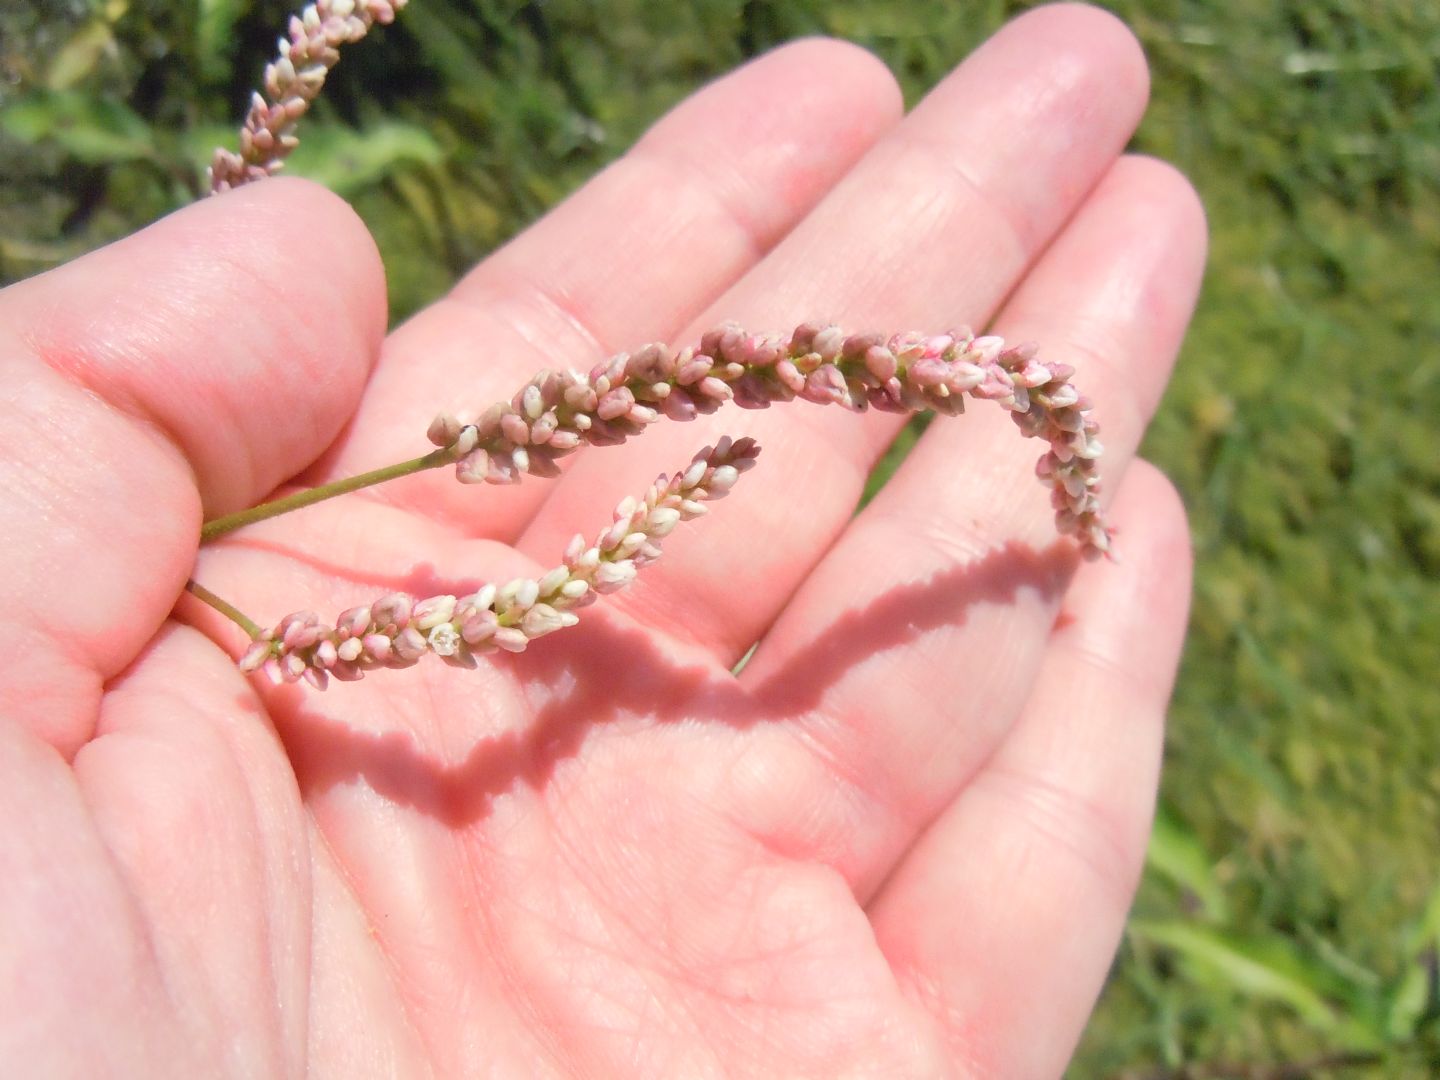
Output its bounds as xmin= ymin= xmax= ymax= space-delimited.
xmin=191 ymin=0 xmax=1113 ymax=689
xmin=208 ymin=0 xmax=409 ymax=192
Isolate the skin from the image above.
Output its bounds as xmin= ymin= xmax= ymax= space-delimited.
xmin=0 ymin=6 xmax=1204 ymax=1077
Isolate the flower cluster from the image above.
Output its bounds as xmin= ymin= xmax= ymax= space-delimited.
xmin=238 ymin=437 xmax=760 ymax=688
xmin=208 ymin=0 xmax=407 ymax=193
xmin=427 ymin=322 xmax=1111 ymax=558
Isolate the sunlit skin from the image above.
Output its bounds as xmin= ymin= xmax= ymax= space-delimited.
xmin=0 ymin=6 xmax=1204 ymax=1076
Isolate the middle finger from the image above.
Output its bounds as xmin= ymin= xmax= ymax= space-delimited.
xmin=517 ymin=5 xmax=1151 ymax=664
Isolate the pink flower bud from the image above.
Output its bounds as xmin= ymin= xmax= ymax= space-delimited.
xmin=626 ymin=343 xmax=673 ymax=382
xmin=593 ymin=560 xmax=637 ymax=592
xmin=681 ymin=458 xmax=709 ymax=489
xmin=500 ymin=412 xmax=531 ymax=446
xmin=564 ymin=383 xmax=599 ymax=413
xmin=864 ymin=345 xmax=897 ymax=381
xmin=947 ymin=362 xmax=986 ymax=393
xmin=922 ymin=334 xmax=956 ymax=359
xmin=521 ymin=604 xmax=578 ymax=638
xmin=698 ymin=376 xmax=733 ymax=401
xmin=370 ymin=594 xmax=411 ymax=631
xmin=801 ymin=364 xmax=850 ymax=406
xmin=676 ymin=356 xmax=713 ymax=386
xmin=616 ymin=532 xmax=648 ymax=557
xmin=393 ymin=627 xmax=428 ymax=661
xmin=412 ymin=594 xmax=457 ymax=630
xmin=529 ymin=411 xmax=558 ymax=444
xmin=239 ymin=640 xmax=274 ymax=672
xmin=742 ymin=336 xmax=784 ymax=366
xmin=841 ymin=332 xmax=884 ymax=361
xmin=281 ymin=613 xmax=325 ymax=650
xmin=646 ymin=506 xmax=681 ymax=536
xmin=907 ymin=358 xmax=950 ymax=388
xmin=1042 ymin=384 xmax=1079 ymax=409
xmin=599 ymin=518 xmax=631 ymax=553
xmin=460 ymin=608 xmax=498 ymax=644
xmin=889 ymin=330 xmax=927 ymax=360
xmin=1017 ymin=360 xmax=1053 ymax=388
xmin=493 ymin=627 xmax=529 ymax=653
xmin=427 ymin=412 xmax=462 ymax=446
xmin=994 ymin=342 xmax=1033 ymax=370
xmin=456 ymin=448 xmax=490 ymax=484
xmin=789 ymin=322 xmax=823 ymax=353
xmin=587 ymin=353 xmax=626 ymax=390
xmin=812 ymin=325 xmax=845 ymax=361
xmin=597 ymin=386 xmax=636 ymax=421
xmin=774 ymin=359 xmax=806 ymax=393
xmin=706 ymin=465 xmax=740 ymax=494
xmin=474 ymin=402 xmax=506 ymax=441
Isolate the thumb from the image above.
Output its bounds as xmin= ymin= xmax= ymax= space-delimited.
xmin=0 ymin=178 xmax=386 ymax=756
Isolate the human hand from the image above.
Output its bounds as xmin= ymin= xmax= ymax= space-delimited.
xmin=0 ymin=6 xmax=1203 ymax=1076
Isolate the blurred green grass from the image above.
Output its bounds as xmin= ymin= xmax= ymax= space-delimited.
xmin=3 ymin=1 xmax=1437 ymax=1074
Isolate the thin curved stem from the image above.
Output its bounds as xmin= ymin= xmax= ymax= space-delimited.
xmin=186 ymin=579 xmax=264 ymax=639
xmin=199 ymin=448 xmax=450 ymax=542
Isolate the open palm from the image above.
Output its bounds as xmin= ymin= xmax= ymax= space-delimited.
xmin=0 ymin=8 xmax=1205 ymax=1076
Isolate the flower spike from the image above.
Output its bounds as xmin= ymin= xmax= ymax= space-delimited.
xmin=209 ymin=0 xmax=409 ymax=193
xmin=428 ymin=323 xmax=1111 ymax=559
xmin=240 ymin=438 xmax=760 ymax=688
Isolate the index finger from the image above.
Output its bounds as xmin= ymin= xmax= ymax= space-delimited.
xmin=306 ymin=39 xmax=904 ymax=538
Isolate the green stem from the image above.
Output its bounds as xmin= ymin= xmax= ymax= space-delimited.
xmin=186 ymin=579 xmax=264 ymax=639
xmin=200 ymin=448 xmax=451 ymax=542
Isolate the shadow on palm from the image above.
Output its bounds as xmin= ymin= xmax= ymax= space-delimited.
xmin=261 ymin=537 xmax=1072 ymax=826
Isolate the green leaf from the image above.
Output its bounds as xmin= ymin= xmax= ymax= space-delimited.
xmin=1386 ymin=878 xmax=1440 ymax=1040
xmin=284 ymin=121 xmax=447 ymax=196
xmin=1145 ymin=803 xmax=1229 ymax=921
xmin=45 ymin=21 xmax=116 ymax=91
xmin=1408 ymin=876 xmax=1440 ymax=953
xmin=196 ymin=0 xmax=244 ymax=81
xmin=1131 ymin=920 xmax=1381 ymax=1047
xmin=0 ymin=90 xmax=156 ymax=165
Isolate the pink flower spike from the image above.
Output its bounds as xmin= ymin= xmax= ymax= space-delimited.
xmin=234 ymin=438 xmax=765 ymax=688
xmin=209 ymin=0 xmax=410 ymax=193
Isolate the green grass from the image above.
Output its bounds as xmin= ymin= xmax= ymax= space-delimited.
xmin=3 ymin=1 xmax=1438 ymax=1074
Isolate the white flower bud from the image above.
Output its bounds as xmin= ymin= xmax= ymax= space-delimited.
xmin=592 ymin=560 xmax=637 ymax=592
xmin=427 ymin=624 xmax=461 ymax=656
